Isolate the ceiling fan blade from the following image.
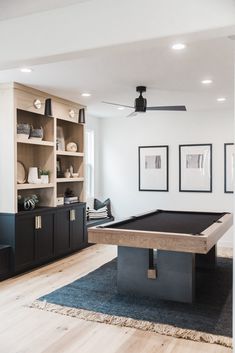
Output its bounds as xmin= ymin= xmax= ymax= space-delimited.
xmin=147 ymin=105 xmax=187 ymax=111
xmin=126 ymin=111 xmax=138 ymax=118
xmin=102 ymin=101 xmax=134 ymax=108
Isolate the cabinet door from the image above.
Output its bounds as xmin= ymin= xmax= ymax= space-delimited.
xmin=70 ymin=205 xmax=85 ymax=250
xmin=36 ymin=212 xmax=54 ymax=262
xmin=15 ymin=215 xmax=35 ymax=271
xmin=54 ymin=208 xmax=71 ymax=256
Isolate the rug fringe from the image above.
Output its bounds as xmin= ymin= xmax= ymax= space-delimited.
xmin=28 ymin=300 xmax=232 ymax=348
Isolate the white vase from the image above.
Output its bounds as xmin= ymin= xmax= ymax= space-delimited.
xmin=40 ymin=175 xmax=49 ymax=184
xmin=28 ymin=167 xmax=40 ymax=184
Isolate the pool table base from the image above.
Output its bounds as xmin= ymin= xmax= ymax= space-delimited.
xmin=117 ymin=245 xmax=216 ymax=303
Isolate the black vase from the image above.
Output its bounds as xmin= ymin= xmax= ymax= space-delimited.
xmin=44 ymin=98 xmax=52 ymax=117
xmin=79 ymin=108 xmax=85 ymax=123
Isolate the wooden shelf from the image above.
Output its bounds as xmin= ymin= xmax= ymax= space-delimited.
xmin=56 ymin=177 xmax=84 ymax=183
xmin=17 ymin=138 xmax=54 ymax=147
xmin=17 ymin=183 xmax=54 ymax=190
xmin=56 ymin=151 xmax=84 ymax=157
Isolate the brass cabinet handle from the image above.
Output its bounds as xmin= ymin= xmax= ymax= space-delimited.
xmin=70 ymin=209 xmax=76 ymax=221
xmin=35 ymin=216 xmax=42 ymax=229
xmin=35 ymin=216 xmax=39 ymax=229
xmin=38 ymin=216 xmax=42 ymax=229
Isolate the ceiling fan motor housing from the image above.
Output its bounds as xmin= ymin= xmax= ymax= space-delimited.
xmin=135 ymin=87 xmax=147 ymax=112
xmin=135 ymin=96 xmax=147 ymax=112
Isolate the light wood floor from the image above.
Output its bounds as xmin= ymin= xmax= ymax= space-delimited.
xmin=0 ymin=244 xmax=231 ymax=353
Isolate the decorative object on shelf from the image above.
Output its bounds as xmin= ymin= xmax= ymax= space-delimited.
xmin=29 ymin=126 xmax=43 ymax=141
xmin=66 ymin=142 xmax=78 ymax=152
xmin=28 ymin=167 xmax=41 ymax=184
xmin=33 ymin=99 xmax=42 ymax=110
xmin=39 ymin=169 xmax=50 ymax=184
xmin=69 ymin=165 xmax=74 ymax=177
xmin=72 ymin=172 xmax=79 ymax=178
xmin=138 ymin=145 xmax=169 ymax=192
xmin=17 ymin=123 xmax=30 ymax=140
xmin=18 ymin=194 xmax=39 ymax=211
xmin=224 ymin=143 xmax=234 ymax=193
xmin=44 ymin=98 xmax=52 ymax=117
xmin=64 ymin=188 xmax=78 ymax=204
xmin=17 ymin=161 xmax=26 ymax=184
xmin=56 ymin=196 xmax=64 ymax=206
xmin=56 ymin=158 xmax=63 ymax=178
xmin=179 ymin=144 xmax=212 ymax=192
xmin=56 ymin=126 xmax=65 ymax=151
xmin=69 ymin=109 xmax=75 ymax=119
xmin=64 ymin=169 xmax=71 ymax=178
xmin=79 ymin=108 xmax=85 ymax=123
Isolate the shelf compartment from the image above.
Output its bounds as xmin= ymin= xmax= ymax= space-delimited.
xmin=17 ymin=138 xmax=54 ymax=147
xmin=57 ymin=181 xmax=84 ymax=203
xmin=56 ymin=151 xmax=84 ymax=157
xmin=17 ymin=144 xmax=55 ymax=182
xmin=17 ymin=187 xmax=54 ymax=211
xmin=57 ymin=119 xmax=84 ymax=153
xmin=56 ymin=155 xmax=84 ymax=179
xmin=17 ymin=183 xmax=54 ymax=190
xmin=17 ymin=109 xmax=54 ymax=142
xmin=57 ymin=178 xmax=84 ymax=183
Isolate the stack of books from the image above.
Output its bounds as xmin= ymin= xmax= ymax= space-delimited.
xmin=64 ymin=196 xmax=79 ymax=204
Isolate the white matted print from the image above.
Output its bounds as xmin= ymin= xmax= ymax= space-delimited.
xmin=224 ymin=143 xmax=234 ymax=193
xmin=179 ymin=144 xmax=212 ymax=192
xmin=139 ymin=146 xmax=168 ymax=191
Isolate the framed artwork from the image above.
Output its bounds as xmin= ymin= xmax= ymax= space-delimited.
xmin=138 ymin=145 xmax=169 ymax=191
xmin=179 ymin=144 xmax=212 ymax=192
xmin=224 ymin=143 xmax=234 ymax=193
xmin=56 ymin=158 xmax=63 ymax=178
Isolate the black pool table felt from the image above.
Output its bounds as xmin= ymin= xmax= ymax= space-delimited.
xmin=105 ymin=210 xmax=226 ymax=235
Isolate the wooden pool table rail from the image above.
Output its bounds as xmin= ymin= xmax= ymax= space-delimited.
xmin=88 ymin=213 xmax=233 ymax=254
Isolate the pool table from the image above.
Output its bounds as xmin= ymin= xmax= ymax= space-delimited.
xmin=88 ymin=210 xmax=233 ymax=303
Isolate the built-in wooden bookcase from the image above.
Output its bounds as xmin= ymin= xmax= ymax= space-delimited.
xmin=56 ymin=113 xmax=85 ymax=202
xmin=0 ymin=82 xmax=86 ymax=213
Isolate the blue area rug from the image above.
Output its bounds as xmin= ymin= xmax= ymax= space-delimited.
xmin=31 ymin=256 xmax=232 ymax=347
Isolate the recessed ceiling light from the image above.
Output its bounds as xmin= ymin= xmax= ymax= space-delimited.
xmin=171 ymin=43 xmax=186 ymax=50
xmin=81 ymin=93 xmax=91 ymax=97
xmin=217 ymin=97 xmax=226 ymax=102
xmin=201 ymin=79 xmax=213 ymax=85
xmin=20 ymin=67 xmax=32 ymax=73
xmin=117 ymin=106 xmax=125 ymax=110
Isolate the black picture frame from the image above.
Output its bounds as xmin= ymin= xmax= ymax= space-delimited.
xmin=138 ymin=145 xmax=169 ymax=192
xmin=224 ymin=143 xmax=234 ymax=193
xmin=56 ymin=157 xmax=63 ymax=178
xmin=179 ymin=144 xmax=212 ymax=193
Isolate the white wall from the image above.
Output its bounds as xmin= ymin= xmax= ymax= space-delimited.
xmin=99 ymin=109 xmax=234 ymax=248
xmin=86 ymin=115 xmax=102 ymax=199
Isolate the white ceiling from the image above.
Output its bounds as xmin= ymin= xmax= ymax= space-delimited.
xmin=0 ymin=36 xmax=234 ymax=117
xmin=0 ymin=0 xmax=91 ymax=21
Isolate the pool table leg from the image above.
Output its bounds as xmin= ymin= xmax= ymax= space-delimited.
xmin=117 ymin=246 xmax=195 ymax=303
xmin=196 ymin=245 xmax=217 ymax=269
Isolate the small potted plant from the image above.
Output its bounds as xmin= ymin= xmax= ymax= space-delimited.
xmin=39 ymin=169 xmax=50 ymax=184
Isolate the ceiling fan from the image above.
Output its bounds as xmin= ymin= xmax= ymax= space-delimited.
xmin=102 ymin=86 xmax=187 ymax=117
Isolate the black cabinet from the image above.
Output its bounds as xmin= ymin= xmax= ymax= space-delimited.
xmin=0 ymin=202 xmax=86 ymax=277
xmin=54 ymin=203 xmax=86 ymax=256
xmin=15 ymin=209 xmax=55 ymax=271
xmin=54 ymin=207 xmax=70 ymax=256
xmin=36 ymin=212 xmax=54 ymax=263
xmin=15 ymin=214 xmax=35 ymax=271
